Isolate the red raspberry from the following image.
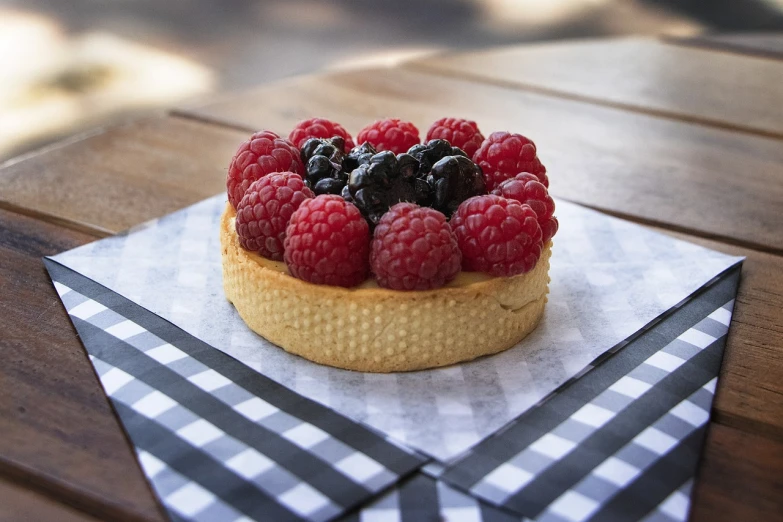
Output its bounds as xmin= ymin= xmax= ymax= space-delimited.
xmin=370 ymin=203 xmax=461 ymax=291
xmin=227 ymin=130 xmax=304 ymax=209
xmin=356 ymin=118 xmax=420 ymax=154
xmin=289 ymin=118 xmax=355 ymax=152
xmin=426 ymin=118 xmax=485 ymax=157
xmin=236 ymin=173 xmax=314 ymax=261
xmin=472 ymin=131 xmax=548 ymax=191
xmin=451 ymin=195 xmax=543 ymax=277
xmin=492 ymin=173 xmax=559 ymax=243
xmin=284 ymin=195 xmax=370 ymax=287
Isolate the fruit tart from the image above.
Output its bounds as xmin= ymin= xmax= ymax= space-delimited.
xmin=221 ymin=117 xmax=558 ymax=372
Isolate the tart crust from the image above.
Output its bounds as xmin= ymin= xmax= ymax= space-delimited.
xmin=221 ymin=203 xmax=551 ymax=372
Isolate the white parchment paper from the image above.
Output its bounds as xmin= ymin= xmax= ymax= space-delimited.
xmin=54 ymin=195 xmax=742 ymax=461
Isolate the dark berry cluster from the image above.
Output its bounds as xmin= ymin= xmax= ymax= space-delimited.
xmin=299 ymin=135 xmax=486 ymax=227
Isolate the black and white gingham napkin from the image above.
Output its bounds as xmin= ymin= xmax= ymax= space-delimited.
xmin=46 ymin=237 xmax=742 ymax=521
xmin=438 ymin=265 xmax=739 ymax=522
xmin=341 ymin=466 xmax=695 ymax=522
xmin=46 ymin=260 xmax=425 ymax=522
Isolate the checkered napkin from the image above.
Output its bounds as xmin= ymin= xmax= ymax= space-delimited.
xmin=436 ymin=266 xmax=739 ymax=522
xmin=46 ymin=260 xmax=424 ymax=522
xmin=346 ymin=470 xmax=694 ymax=522
xmin=46 ymin=258 xmax=741 ymax=522
xmin=45 ymin=194 xmax=744 ymax=521
xmin=336 ymin=268 xmax=738 ymax=522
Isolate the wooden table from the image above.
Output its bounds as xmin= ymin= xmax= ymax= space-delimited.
xmin=1 ymin=36 xmax=782 ymax=521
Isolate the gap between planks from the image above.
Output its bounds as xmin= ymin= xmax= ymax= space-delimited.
xmin=0 ymin=200 xmax=112 ymax=238
xmin=169 ymin=109 xmax=257 ymax=134
xmin=400 ymin=60 xmax=783 ymax=144
xmin=0 ymin=456 xmax=159 ymax=522
xmin=663 ymin=35 xmax=783 ymax=64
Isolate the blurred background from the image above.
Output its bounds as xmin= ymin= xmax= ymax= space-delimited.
xmin=2 ymin=0 xmax=783 ymax=161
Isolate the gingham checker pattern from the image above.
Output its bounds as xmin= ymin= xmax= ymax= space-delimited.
xmin=467 ymin=305 xmax=730 ymax=507
xmin=342 ymin=473 xmax=525 ymax=522
xmin=536 ymin=380 xmax=715 ymax=522
xmin=341 ymin=472 xmax=699 ymax=522
xmin=343 ymin=474 xmax=697 ymax=522
xmin=640 ymin=481 xmax=693 ymax=522
xmin=440 ymin=266 xmax=739 ymax=522
xmin=48 ymin=264 xmax=425 ymax=522
xmin=93 ymin=352 xmax=350 ymax=521
xmin=135 ymin=448 xmax=248 ymax=522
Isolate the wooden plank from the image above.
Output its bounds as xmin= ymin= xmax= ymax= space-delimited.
xmin=672 ymin=33 xmax=783 ymax=61
xmin=0 ymin=476 xmax=100 ymax=522
xmin=0 ymin=208 xmax=164 ymax=521
xmin=0 ymin=117 xmax=248 ymax=235
xmin=405 ymin=38 xmax=783 ymax=138
xmin=691 ymin=423 xmax=783 ymax=522
xmin=179 ymin=67 xmax=783 ymax=253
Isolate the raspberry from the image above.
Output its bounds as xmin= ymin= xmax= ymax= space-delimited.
xmin=472 ymin=131 xmax=548 ymax=191
xmin=284 ymin=195 xmax=370 ymax=287
xmin=227 ymin=131 xmax=304 ymax=209
xmin=235 ymin=173 xmax=314 ymax=261
xmin=451 ymin=195 xmax=542 ymax=277
xmin=426 ymin=118 xmax=485 ymax=157
xmin=289 ymin=118 xmax=355 ymax=152
xmin=357 ymin=118 xmax=420 ymax=154
xmin=492 ymin=173 xmax=558 ymax=243
xmin=370 ymin=203 xmax=461 ymax=290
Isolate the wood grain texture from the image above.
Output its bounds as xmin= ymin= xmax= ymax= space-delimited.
xmin=673 ymin=33 xmax=783 ymax=61
xmin=180 ymin=67 xmax=783 ymax=253
xmin=404 ymin=38 xmax=783 ymax=138
xmin=0 ymin=476 xmax=100 ymax=522
xmin=0 ymin=209 xmax=164 ymax=521
xmin=691 ymin=423 xmax=783 ymax=522
xmin=0 ymin=117 xmax=247 ymax=235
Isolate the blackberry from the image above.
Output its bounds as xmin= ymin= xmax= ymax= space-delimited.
xmin=397 ymin=152 xmax=433 ymax=205
xmin=312 ymin=176 xmax=348 ymax=195
xmin=407 ymin=139 xmax=467 ymax=177
xmin=344 ymin=150 xmax=424 ymax=227
xmin=427 ymin=155 xmax=486 ymax=217
xmin=301 ymin=135 xmax=345 ymax=167
xmin=343 ymin=142 xmax=377 ymax=173
xmin=301 ymin=136 xmax=348 ymax=195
